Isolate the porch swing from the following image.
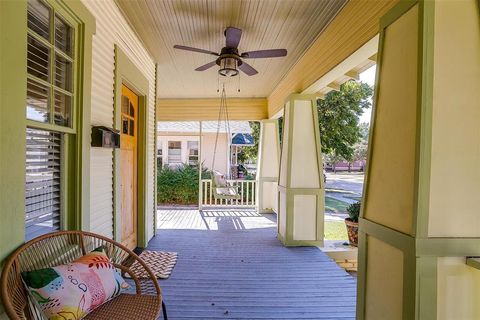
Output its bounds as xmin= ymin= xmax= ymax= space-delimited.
xmin=210 ymin=85 xmax=241 ymax=201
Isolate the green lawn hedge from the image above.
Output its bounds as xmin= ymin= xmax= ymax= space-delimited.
xmin=157 ymin=165 xmax=210 ymax=205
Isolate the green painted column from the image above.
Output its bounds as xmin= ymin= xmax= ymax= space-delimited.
xmin=277 ymin=94 xmax=324 ymax=247
xmin=0 ymin=0 xmax=28 ymax=262
xmin=256 ymin=119 xmax=281 ymax=214
xmin=357 ymin=1 xmax=480 ymax=319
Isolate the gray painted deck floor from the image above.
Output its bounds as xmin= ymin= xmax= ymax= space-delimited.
xmin=149 ymin=209 xmax=356 ymax=320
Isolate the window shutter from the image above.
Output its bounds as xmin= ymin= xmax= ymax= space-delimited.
xmin=25 ymin=128 xmax=62 ymax=240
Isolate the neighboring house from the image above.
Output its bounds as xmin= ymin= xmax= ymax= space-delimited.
xmin=157 ymin=121 xmax=252 ymax=175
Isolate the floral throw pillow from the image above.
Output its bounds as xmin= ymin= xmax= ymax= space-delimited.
xmin=21 ymin=247 xmax=129 ymax=320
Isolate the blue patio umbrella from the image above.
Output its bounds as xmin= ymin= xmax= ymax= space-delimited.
xmin=231 ymin=133 xmax=254 ymax=146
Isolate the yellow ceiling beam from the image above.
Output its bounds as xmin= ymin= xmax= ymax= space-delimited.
xmin=156 ymin=98 xmax=268 ymax=121
xmin=345 ymin=70 xmax=360 ymax=80
xmin=327 ymin=82 xmax=341 ymax=91
xmin=267 ymin=0 xmax=399 ymax=117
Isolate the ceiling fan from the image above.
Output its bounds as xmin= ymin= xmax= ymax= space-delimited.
xmin=173 ymin=27 xmax=287 ymax=77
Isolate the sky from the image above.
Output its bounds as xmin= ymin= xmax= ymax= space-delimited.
xmin=359 ymin=65 xmax=376 ymax=123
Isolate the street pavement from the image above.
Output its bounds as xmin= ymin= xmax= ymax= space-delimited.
xmin=326 ymin=172 xmax=365 ymax=196
xmin=325 ymin=172 xmax=365 ymax=220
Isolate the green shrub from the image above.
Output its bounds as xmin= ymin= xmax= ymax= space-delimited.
xmin=346 ymin=201 xmax=361 ymax=222
xmin=157 ymin=164 xmax=210 ymax=205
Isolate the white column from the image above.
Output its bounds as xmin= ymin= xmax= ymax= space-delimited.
xmin=277 ymin=94 xmax=324 ymax=247
xmin=198 ymin=121 xmax=203 ymax=210
xmin=256 ymin=119 xmax=281 ymax=214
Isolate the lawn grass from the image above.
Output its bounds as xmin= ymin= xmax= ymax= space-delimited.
xmin=324 ymin=220 xmax=348 ymax=240
xmin=325 ymin=196 xmax=350 ymax=213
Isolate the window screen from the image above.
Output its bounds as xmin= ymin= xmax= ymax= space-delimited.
xmin=188 ymin=141 xmax=199 ymax=165
xmin=168 ymin=141 xmax=182 ymax=163
xmin=25 ymin=128 xmax=62 ymax=240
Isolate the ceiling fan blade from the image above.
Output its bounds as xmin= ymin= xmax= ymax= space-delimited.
xmin=195 ymin=60 xmax=218 ymax=71
xmin=174 ymin=45 xmax=219 ymax=56
xmin=238 ymin=61 xmax=258 ymax=76
xmin=241 ymin=49 xmax=287 ymax=59
xmin=225 ymin=27 xmax=242 ymax=48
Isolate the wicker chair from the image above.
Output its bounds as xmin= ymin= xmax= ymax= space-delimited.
xmin=0 ymin=231 xmax=167 ymax=320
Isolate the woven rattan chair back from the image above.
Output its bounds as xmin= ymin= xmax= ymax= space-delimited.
xmin=0 ymin=231 xmax=162 ymax=320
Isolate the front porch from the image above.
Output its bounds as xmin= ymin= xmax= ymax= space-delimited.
xmin=151 ymin=209 xmax=356 ymax=319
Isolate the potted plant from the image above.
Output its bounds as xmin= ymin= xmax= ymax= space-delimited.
xmin=345 ymin=201 xmax=360 ymax=247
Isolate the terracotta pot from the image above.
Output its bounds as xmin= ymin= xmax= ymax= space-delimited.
xmin=345 ymin=218 xmax=359 ymax=247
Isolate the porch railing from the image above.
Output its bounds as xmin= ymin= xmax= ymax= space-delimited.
xmin=200 ymin=179 xmax=257 ymax=207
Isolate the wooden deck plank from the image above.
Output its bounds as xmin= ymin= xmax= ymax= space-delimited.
xmin=150 ymin=209 xmax=356 ymax=320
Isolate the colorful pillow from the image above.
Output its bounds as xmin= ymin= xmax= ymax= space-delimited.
xmin=21 ymin=247 xmax=129 ymax=320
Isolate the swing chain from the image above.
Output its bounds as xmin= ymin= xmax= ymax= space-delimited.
xmin=211 ymin=84 xmax=232 ymax=179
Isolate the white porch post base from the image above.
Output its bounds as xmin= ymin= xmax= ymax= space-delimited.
xmin=277 ymin=94 xmax=325 ymax=247
xmin=256 ymin=120 xmax=281 ymax=214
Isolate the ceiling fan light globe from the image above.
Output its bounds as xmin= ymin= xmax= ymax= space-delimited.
xmin=219 ymin=68 xmax=239 ymax=77
xmin=218 ymin=57 xmax=239 ymax=77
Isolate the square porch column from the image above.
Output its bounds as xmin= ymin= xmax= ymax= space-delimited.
xmin=357 ymin=1 xmax=480 ymax=319
xmin=256 ymin=119 xmax=281 ymax=214
xmin=277 ymin=94 xmax=325 ymax=247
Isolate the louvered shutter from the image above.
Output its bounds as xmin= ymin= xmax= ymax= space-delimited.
xmin=25 ymin=128 xmax=62 ymax=240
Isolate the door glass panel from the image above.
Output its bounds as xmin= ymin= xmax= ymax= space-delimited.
xmin=122 ymin=116 xmax=129 ymax=134
xmin=53 ymin=91 xmax=72 ymax=127
xmin=27 ymin=78 xmax=50 ymax=123
xmin=27 ymin=0 xmax=51 ymax=41
xmin=55 ymin=14 xmax=73 ymax=56
xmin=27 ymin=35 xmax=50 ymax=81
xmin=122 ymin=96 xmax=129 ymax=114
xmin=55 ymin=54 xmax=72 ymax=92
xmin=129 ymin=102 xmax=135 ymax=117
xmin=129 ymin=119 xmax=134 ymax=136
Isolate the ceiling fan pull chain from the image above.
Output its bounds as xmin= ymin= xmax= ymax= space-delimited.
xmin=237 ymin=72 xmax=241 ymax=93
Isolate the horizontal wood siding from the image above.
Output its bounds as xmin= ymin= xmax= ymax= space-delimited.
xmin=267 ymin=0 xmax=399 ymax=116
xmin=82 ymin=0 xmax=156 ymax=240
xmin=157 ymin=98 xmax=268 ymax=121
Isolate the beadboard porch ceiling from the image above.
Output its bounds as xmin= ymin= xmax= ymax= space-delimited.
xmin=115 ymin=0 xmax=347 ymax=99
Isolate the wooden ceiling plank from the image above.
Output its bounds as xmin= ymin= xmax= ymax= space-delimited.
xmin=116 ymin=0 xmax=349 ymax=99
xmin=267 ymin=0 xmax=399 ymax=115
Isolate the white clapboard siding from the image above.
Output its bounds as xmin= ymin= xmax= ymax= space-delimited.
xmin=82 ymin=0 xmax=156 ymax=240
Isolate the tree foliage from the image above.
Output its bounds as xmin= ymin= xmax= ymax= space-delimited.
xmin=318 ymin=80 xmax=373 ymax=162
xmin=237 ymin=121 xmax=260 ymax=163
xmin=352 ymin=122 xmax=370 ymax=163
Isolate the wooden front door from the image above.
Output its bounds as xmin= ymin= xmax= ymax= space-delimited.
xmin=120 ymin=85 xmax=138 ymax=250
